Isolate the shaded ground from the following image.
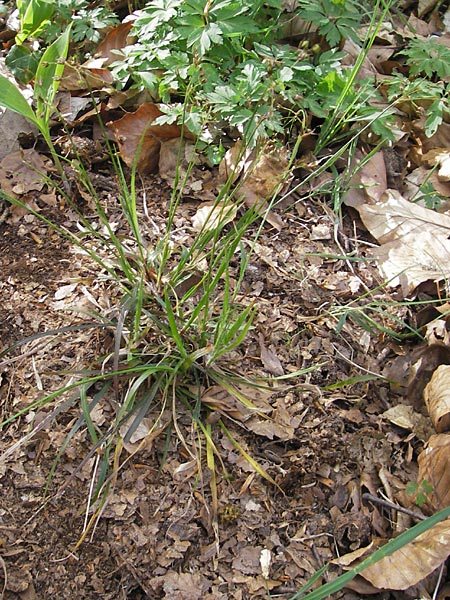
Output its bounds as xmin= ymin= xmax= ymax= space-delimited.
xmin=1 ymin=159 xmax=436 ymax=599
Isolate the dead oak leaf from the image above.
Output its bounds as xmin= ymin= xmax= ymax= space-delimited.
xmin=108 ymin=103 xmax=192 ymax=174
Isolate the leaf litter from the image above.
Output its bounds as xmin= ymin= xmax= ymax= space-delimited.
xmin=2 ymin=2 xmax=450 ymax=600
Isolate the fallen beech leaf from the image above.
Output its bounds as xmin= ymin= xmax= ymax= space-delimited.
xmin=343 ymin=150 xmax=387 ymax=208
xmin=418 ymin=434 xmax=450 ymax=511
xmin=60 ymin=62 xmax=114 ymax=91
xmin=345 ymin=172 xmax=450 ymax=295
xmin=418 ymin=0 xmax=439 ymax=18
xmin=95 ymin=22 xmax=134 ymax=65
xmin=0 ymin=148 xmax=49 ymax=197
xmin=258 ymin=333 xmax=284 ymax=376
xmin=372 ymin=232 xmax=450 ymax=296
xmin=335 ymin=520 xmax=450 ymax=591
xmin=108 ymin=103 xmax=188 ymax=174
xmin=246 ymin=417 xmax=295 ymax=440
xmin=219 ymin=142 xmax=290 ymax=230
xmin=358 ymin=189 xmax=450 ymax=245
xmin=0 ymin=108 xmax=38 ymax=160
xmin=382 ymin=404 xmax=422 ymax=431
xmin=360 ymin=518 xmax=450 ymax=589
xmin=219 ymin=141 xmax=253 ymax=184
xmin=191 ymin=201 xmax=237 ymax=232
xmin=423 ymin=365 xmax=450 ymax=433
xmin=54 ymin=283 xmax=78 ymax=300
xmin=201 ymin=385 xmax=254 ymax=421
xmin=356 ymin=189 xmax=450 ymax=295
xmin=407 ymin=344 xmax=450 ymax=411
xmin=159 ymin=138 xmax=196 ymax=180
xmin=423 ymin=149 xmax=450 ymax=182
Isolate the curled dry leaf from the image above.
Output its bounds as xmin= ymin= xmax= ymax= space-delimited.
xmin=418 ymin=434 xmax=450 ymax=512
xmin=59 ymin=61 xmax=115 ymax=92
xmin=423 ymin=149 xmax=450 ymax=182
xmin=108 ymin=103 xmax=190 ymax=174
xmin=60 ymin=23 xmax=133 ymax=92
xmin=382 ymin=404 xmax=432 ymax=441
xmin=258 ymin=333 xmax=284 ymax=376
xmin=362 ymin=189 xmax=450 ymax=296
xmin=191 ymin=201 xmax=237 ymax=232
xmin=423 ymin=364 xmax=450 ymax=433
xmin=95 ymin=22 xmax=134 ymax=66
xmin=360 ymin=518 xmax=450 ymax=590
xmin=201 ymin=385 xmax=254 ymax=421
xmin=407 ymin=344 xmax=450 ymax=411
xmin=158 ymin=137 xmax=196 ymax=181
xmin=219 ymin=141 xmax=290 ymax=230
xmin=344 ymin=152 xmax=450 ymax=295
xmin=343 ymin=150 xmax=387 ymax=208
xmin=0 ymin=148 xmax=49 ymax=197
xmin=358 ymin=189 xmax=450 ymax=245
xmin=423 ymin=319 xmax=450 ymax=347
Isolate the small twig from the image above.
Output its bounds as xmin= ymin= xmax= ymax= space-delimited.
xmin=362 ymin=493 xmax=426 ymax=522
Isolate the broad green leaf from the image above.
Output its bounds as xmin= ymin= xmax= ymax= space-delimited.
xmin=0 ymin=74 xmax=38 ymax=125
xmin=5 ymin=43 xmax=39 ymax=84
xmin=16 ymin=0 xmax=55 ymax=45
xmin=35 ymin=25 xmax=72 ymax=119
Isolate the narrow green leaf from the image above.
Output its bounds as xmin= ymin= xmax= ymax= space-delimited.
xmin=164 ymin=292 xmax=188 ymax=359
xmin=80 ymin=384 xmax=98 ymax=444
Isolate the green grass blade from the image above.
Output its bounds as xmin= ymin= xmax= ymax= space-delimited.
xmin=164 ymin=291 xmax=188 ymax=359
xmin=80 ymin=384 xmax=99 ymax=444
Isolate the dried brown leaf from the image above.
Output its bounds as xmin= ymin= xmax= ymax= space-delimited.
xmin=0 ymin=148 xmax=49 ymax=197
xmin=354 ymin=189 xmax=450 ymax=295
xmin=418 ymin=434 xmax=450 ymax=511
xmin=407 ymin=344 xmax=450 ymax=411
xmin=424 ymin=365 xmax=450 ymax=433
xmin=258 ymin=333 xmax=284 ymax=376
xmin=95 ymin=23 xmax=134 ymax=66
xmin=60 ymin=62 xmax=114 ymax=92
xmin=418 ymin=0 xmax=439 ymax=18
xmin=362 ymin=518 xmax=450 ymax=589
xmin=219 ymin=142 xmax=290 ymax=230
xmin=336 ymin=520 xmax=450 ymax=590
xmin=343 ymin=151 xmax=387 ymax=208
xmin=108 ymin=103 xmax=188 ymax=174
xmin=191 ymin=201 xmax=237 ymax=232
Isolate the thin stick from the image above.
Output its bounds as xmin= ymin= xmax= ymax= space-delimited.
xmin=362 ymin=493 xmax=426 ymax=522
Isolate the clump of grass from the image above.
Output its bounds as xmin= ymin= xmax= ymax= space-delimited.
xmin=0 ymin=128 xmax=302 ymax=544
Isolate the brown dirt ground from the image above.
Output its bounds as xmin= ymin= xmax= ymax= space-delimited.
xmin=0 ymin=159 xmax=440 ymax=599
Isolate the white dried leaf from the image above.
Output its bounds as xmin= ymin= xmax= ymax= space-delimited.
xmin=191 ymin=201 xmax=237 ymax=231
xmin=260 ymin=548 xmax=272 ymax=579
xmin=54 ymin=283 xmax=78 ymax=300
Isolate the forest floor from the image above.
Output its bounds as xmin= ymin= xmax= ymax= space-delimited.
xmin=0 ymin=147 xmax=439 ymax=600
xmin=1 ymin=1 xmax=450 ymax=598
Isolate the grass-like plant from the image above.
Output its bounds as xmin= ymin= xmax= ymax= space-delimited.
xmin=0 ymin=124 xmax=300 ymax=543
